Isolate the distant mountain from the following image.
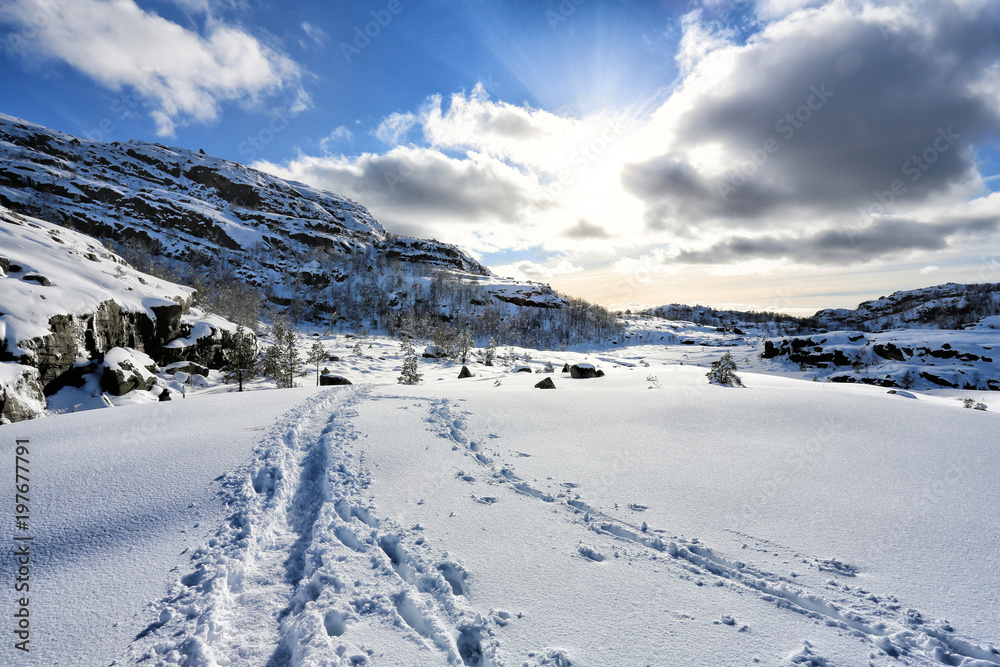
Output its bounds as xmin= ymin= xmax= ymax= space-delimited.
xmin=644 ymin=283 xmax=1000 ymax=332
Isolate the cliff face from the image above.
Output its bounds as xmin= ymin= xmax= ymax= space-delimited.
xmin=0 ymin=113 xmax=491 ymax=278
xmin=0 ymin=206 xmax=206 ymax=423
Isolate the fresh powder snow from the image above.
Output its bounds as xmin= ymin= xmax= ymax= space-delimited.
xmin=2 ymin=350 xmax=998 ymax=666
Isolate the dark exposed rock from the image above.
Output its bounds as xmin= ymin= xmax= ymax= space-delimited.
xmin=534 ymin=377 xmax=556 ymax=389
xmin=22 ymin=274 xmax=50 ymax=286
xmin=562 ymin=363 xmax=570 ymax=373
xmin=320 ymin=374 xmax=352 ymax=386
xmin=9 ymin=299 xmax=187 ymax=397
xmin=165 ymin=361 xmax=209 ymax=376
xmin=458 ymin=366 xmax=474 ymax=379
xmin=920 ymin=372 xmax=958 ymax=388
xmin=514 ymin=365 xmax=533 ymax=373
xmin=570 ymin=364 xmax=598 ymax=379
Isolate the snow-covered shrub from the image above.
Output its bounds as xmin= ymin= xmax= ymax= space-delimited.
xmin=398 ymin=340 xmax=421 ymax=385
xmin=706 ymin=352 xmax=744 ymax=387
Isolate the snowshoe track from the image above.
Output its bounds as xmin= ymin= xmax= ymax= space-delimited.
xmin=124 ymin=388 xmax=500 ymax=666
xmin=422 ymin=397 xmax=1000 ymax=667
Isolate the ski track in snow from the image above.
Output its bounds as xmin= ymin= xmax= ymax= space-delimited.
xmin=123 ymin=387 xmax=503 ymax=667
xmin=120 ymin=389 xmax=999 ymax=667
xmin=419 ymin=397 xmax=1000 ymax=667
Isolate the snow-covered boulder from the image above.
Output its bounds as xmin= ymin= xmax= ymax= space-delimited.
xmin=319 ymin=374 xmax=352 ymax=386
xmin=100 ymin=348 xmax=157 ymax=396
xmin=0 ymin=362 xmax=45 ymax=424
xmin=570 ymin=363 xmax=598 ymax=379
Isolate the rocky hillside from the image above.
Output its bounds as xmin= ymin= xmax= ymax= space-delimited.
xmin=812 ymin=282 xmax=1000 ymax=330
xmin=0 ymin=205 xmax=238 ymax=423
xmin=0 ymin=113 xmax=570 ymax=328
xmin=760 ymin=329 xmax=999 ymax=390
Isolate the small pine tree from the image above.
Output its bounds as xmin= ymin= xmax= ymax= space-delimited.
xmin=224 ymin=325 xmax=259 ymax=392
xmin=352 ymin=342 xmax=363 ymax=356
xmin=706 ymin=352 xmax=744 ymax=387
xmin=484 ymin=337 xmax=497 ymax=366
xmin=263 ymin=319 xmax=300 ymax=388
xmin=398 ymin=340 xmax=421 ymax=385
xmin=457 ymin=328 xmax=474 ymax=364
xmin=899 ymin=370 xmax=915 ymax=389
xmin=306 ymin=340 xmax=327 ymax=386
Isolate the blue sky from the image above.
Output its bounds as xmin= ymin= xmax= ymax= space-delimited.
xmin=3 ymin=0 xmax=1000 ymax=313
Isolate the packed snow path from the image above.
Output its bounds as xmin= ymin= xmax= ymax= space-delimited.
xmin=126 ymin=387 xmax=502 ymax=666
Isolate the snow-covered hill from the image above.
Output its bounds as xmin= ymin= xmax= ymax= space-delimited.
xmin=813 ymin=282 xmax=1000 ymax=330
xmin=0 ymin=113 xmax=569 ymax=324
xmin=0 ymin=205 xmax=243 ymax=423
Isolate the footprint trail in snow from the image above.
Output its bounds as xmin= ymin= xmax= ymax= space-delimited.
xmin=124 ymin=388 xmax=502 ymax=666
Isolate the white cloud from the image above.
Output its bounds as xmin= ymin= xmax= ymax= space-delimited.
xmin=319 ymin=126 xmax=354 ymax=152
xmin=1 ymin=0 xmax=305 ymax=136
xmin=489 ymin=258 xmax=583 ymax=282
xmin=300 ymin=21 xmax=327 ymax=47
xmin=374 ymin=112 xmax=417 ymax=145
xmin=920 ymin=265 xmax=940 ymax=275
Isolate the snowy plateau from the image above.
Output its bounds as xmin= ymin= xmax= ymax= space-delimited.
xmin=1 ymin=115 xmax=999 ymax=667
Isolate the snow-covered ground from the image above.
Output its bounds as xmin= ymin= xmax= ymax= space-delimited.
xmin=2 ymin=342 xmax=998 ymax=666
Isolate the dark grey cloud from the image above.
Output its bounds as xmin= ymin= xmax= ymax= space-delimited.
xmin=563 ymin=219 xmax=611 ymax=239
xmin=282 ymin=149 xmax=536 ymax=224
xmin=624 ymin=1 xmax=1000 ymax=237
xmin=672 ymin=216 xmax=1000 ymax=265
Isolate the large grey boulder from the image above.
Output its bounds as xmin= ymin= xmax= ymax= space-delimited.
xmin=570 ymin=363 xmax=598 ymax=379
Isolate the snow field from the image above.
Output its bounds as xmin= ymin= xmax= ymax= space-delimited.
xmin=2 ymin=351 xmax=998 ymax=666
xmin=0 ymin=387 xmax=314 ymax=667
xmin=351 ymin=369 xmax=1000 ymax=665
